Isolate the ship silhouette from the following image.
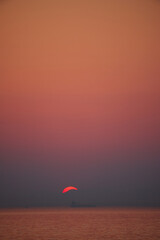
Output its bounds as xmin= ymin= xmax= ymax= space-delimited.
xmin=71 ymin=201 xmax=96 ymax=208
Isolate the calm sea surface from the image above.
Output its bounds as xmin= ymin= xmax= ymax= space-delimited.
xmin=0 ymin=208 xmax=160 ymax=240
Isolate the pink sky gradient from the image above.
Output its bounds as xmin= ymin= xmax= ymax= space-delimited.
xmin=0 ymin=0 xmax=160 ymax=207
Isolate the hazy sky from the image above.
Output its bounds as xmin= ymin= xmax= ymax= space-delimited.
xmin=0 ymin=0 xmax=160 ymax=207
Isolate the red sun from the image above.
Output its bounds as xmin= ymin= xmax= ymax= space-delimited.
xmin=62 ymin=186 xmax=78 ymax=193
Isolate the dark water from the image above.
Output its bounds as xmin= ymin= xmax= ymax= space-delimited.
xmin=0 ymin=208 xmax=160 ymax=240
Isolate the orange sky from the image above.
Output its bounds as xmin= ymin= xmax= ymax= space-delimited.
xmin=1 ymin=0 xmax=160 ymax=155
xmin=1 ymin=0 xmax=160 ymax=208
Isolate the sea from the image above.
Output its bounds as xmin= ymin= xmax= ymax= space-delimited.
xmin=0 ymin=208 xmax=160 ymax=240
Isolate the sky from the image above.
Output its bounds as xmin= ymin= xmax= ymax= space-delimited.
xmin=0 ymin=0 xmax=160 ymax=207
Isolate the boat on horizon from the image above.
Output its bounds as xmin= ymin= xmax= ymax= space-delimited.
xmin=70 ymin=201 xmax=96 ymax=208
